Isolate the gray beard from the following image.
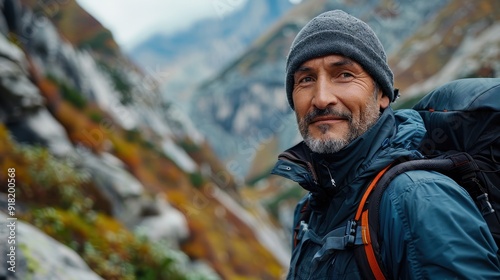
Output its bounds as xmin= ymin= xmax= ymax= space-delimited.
xmin=298 ymin=99 xmax=381 ymax=154
xmin=303 ymin=130 xmax=350 ymax=154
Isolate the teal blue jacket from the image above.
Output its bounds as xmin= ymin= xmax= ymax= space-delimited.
xmin=272 ymin=108 xmax=500 ymax=279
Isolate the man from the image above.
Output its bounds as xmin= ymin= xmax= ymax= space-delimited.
xmin=271 ymin=10 xmax=500 ymax=279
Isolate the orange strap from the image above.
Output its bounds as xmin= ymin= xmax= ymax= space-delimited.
xmin=354 ymin=164 xmax=392 ymax=221
xmin=356 ymin=164 xmax=392 ymax=280
xmin=362 ymin=210 xmax=386 ymax=280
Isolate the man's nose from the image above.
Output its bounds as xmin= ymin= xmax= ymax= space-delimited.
xmin=312 ymin=77 xmax=338 ymax=110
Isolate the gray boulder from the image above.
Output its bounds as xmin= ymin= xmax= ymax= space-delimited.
xmin=0 ymin=212 xmax=103 ymax=280
xmin=135 ymin=193 xmax=189 ymax=248
xmin=78 ymin=149 xmax=145 ymax=227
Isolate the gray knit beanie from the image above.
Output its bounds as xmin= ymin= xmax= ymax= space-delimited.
xmin=285 ymin=10 xmax=396 ymax=109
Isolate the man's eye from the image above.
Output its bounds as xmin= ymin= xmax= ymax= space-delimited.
xmin=299 ymin=77 xmax=314 ymax=83
xmin=340 ymin=72 xmax=354 ymax=79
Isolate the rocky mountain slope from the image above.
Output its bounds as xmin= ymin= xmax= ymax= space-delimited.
xmin=0 ymin=0 xmax=289 ymax=279
xmin=390 ymin=0 xmax=500 ymax=103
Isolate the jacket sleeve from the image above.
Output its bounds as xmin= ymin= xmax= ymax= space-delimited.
xmin=379 ymin=170 xmax=500 ymax=280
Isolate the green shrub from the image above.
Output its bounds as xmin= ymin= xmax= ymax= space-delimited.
xmin=47 ymin=74 xmax=87 ymax=109
xmin=189 ymin=172 xmax=205 ymax=189
xmin=97 ymin=61 xmax=133 ymax=104
xmin=28 ymin=208 xmax=191 ymax=280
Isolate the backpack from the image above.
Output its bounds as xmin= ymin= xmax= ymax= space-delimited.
xmin=292 ymin=78 xmax=500 ymax=279
xmin=354 ymin=78 xmax=500 ymax=279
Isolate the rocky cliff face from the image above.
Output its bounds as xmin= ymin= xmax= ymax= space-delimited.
xmin=0 ymin=0 xmax=288 ymax=279
xmin=390 ymin=0 xmax=500 ymax=102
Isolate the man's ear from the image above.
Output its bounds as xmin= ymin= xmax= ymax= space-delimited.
xmin=378 ymin=91 xmax=390 ymax=109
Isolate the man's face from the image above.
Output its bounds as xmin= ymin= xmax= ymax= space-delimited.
xmin=292 ymin=54 xmax=390 ymax=154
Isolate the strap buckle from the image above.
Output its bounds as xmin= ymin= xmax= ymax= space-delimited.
xmin=345 ymin=220 xmax=358 ymax=247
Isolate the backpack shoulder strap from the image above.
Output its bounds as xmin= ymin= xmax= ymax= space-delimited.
xmin=354 ymin=157 xmax=459 ymax=279
xmin=353 ymin=164 xmax=393 ymax=280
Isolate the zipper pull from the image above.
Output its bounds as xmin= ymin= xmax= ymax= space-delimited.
xmin=322 ymin=163 xmax=337 ymax=188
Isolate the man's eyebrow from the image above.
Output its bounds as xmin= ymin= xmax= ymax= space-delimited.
xmin=294 ymin=66 xmax=312 ymax=74
xmin=330 ymin=58 xmax=354 ymax=67
xmin=295 ymin=58 xmax=356 ymax=74
xmin=293 ymin=58 xmax=356 ymax=75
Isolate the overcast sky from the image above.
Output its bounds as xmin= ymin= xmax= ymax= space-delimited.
xmin=76 ymin=0 xmax=248 ymax=50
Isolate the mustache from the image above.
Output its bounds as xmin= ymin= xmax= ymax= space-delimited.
xmin=303 ymin=107 xmax=352 ymax=124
